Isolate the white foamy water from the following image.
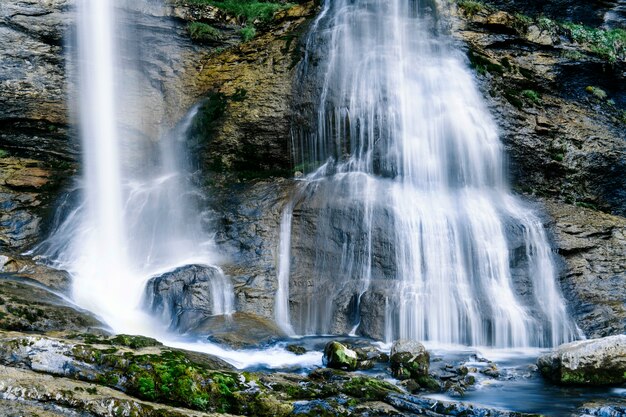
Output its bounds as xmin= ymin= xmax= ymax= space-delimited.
xmin=280 ymin=0 xmax=577 ymax=347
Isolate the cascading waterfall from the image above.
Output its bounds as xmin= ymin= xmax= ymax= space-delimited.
xmin=280 ymin=0 xmax=577 ymax=347
xmin=34 ymin=0 xmax=232 ymax=334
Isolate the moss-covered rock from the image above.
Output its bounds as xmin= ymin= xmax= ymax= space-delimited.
xmin=323 ymin=341 xmax=358 ymax=371
xmin=389 ymin=339 xmax=430 ymax=381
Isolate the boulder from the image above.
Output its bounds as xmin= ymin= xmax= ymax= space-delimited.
xmin=323 ymin=341 xmax=358 ymax=371
xmin=538 ymin=335 xmax=626 ymax=385
xmin=390 ymin=340 xmax=430 ymax=381
xmin=194 ymin=312 xmax=286 ymax=349
xmin=144 ymin=264 xmax=233 ymax=333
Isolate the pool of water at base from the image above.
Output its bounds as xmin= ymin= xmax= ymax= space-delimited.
xmin=165 ymin=335 xmax=625 ymax=416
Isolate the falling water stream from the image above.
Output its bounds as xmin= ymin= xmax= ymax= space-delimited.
xmin=279 ymin=0 xmax=577 ymax=348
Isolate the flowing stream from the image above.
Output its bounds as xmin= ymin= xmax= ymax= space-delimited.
xmin=279 ymin=0 xmax=577 ymax=347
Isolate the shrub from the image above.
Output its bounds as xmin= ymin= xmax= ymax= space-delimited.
xmin=239 ymin=26 xmax=256 ymax=41
xmin=188 ymin=22 xmax=221 ymax=43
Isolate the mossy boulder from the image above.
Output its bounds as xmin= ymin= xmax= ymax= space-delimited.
xmin=390 ymin=339 xmax=430 ymax=381
xmin=538 ymin=335 xmax=626 ymax=385
xmin=323 ymin=341 xmax=358 ymax=371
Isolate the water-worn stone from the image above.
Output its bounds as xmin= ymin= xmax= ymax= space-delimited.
xmin=537 ymin=335 xmax=626 ymax=385
xmin=323 ymin=341 xmax=359 ymax=371
xmin=0 ymin=365 xmax=222 ymax=417
xmin=144 ymin=264 xmax=232 ymax=332
xmin=0 ymin=255 xmax=70 ymax=291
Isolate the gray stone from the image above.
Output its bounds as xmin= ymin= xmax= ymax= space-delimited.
xmin=538 ymin=335 xmax=626 ymax=385
xmin=144 ymin=264 xmax=232 ymax=333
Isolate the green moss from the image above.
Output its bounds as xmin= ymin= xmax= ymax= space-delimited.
xmin=468 ymin=50 xmax=504 ymax=75
xmin=0 ymin=149 xmax=8 ymax=158
xmin=110 ymin=334 xmax=162 ymax=349
xmin=342 ymin=377 xmax=401 ymax=401
xmin=188 ymin=22 xmax=222 ymax=43
xmin=585 ymin=85 xmax=608 ymax=100
xmin=575 ymin=201 xmax=598 ymax=210
xmin=415 ymin=375 xmax=441 ymax=391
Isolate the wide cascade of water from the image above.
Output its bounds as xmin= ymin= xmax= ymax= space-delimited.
xmin=279 ymin=0 xmax=577 ymax=347
xmin=34 ymin=0 xmax=232 ymax=334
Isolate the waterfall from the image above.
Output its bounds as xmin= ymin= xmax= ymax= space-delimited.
xmin=281 ymin=0 xmax=576 ymax=347
xmin=33 ymin=0 xmax=232 ymax=333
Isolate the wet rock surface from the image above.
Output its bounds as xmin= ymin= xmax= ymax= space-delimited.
xmin=211 ymin=179 xmax=294 ymax=320
xmin=187 ymin=2 xmax=318 ymax=179
xmin=538 ymin=335 xmax=626 ymax=385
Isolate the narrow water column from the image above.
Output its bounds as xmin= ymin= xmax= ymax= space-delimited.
xmin=74 ymin=0 xmax=131 ymax=310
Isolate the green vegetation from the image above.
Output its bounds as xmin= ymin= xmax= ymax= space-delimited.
xmin=0 ymin=149 xmax=8 ymax=158
xmin=585 ymin=85 xmax=608 ymax=100
xmin=467 ymin=50 xmax=504 ymax=75
xmin=521 ymin=89 xmax=542 ymax=105
xmin=71 ymin=345 xmax=243 ymax=413
xmin=342 ymin=376 xmax=401 ymax=401
xmin=239 ymin=26 xmax=257 ymax=41
xmin=456 ymin=0 xmax=485 ymax=17
xmin=562 ymin=23 xmax=626 ymax=63
xmin=186 ymin=0 xmax=293 ymax=42
xmin=195 ymin=0 xmax=292 ymax=23
xmin=187 ymin=22 xmax=221 ymax=43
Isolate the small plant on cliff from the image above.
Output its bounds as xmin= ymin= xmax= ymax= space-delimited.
xmin=521 ymin=89 xmax=542 ymax=105
xmin=188 ymin=22 xmax=221 ymax=43
xmin=239 ymin=26 xmax=256 ymax=41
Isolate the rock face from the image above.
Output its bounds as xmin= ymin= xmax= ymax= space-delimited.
xmin=544 ymin=200 xmax=626 ymax=338
xmin=538 ymin=335 xmax=626 ymax=385
xmin=192 ymin=312 xmax=286 ymax=349
xmin=187 ymin=2 xmax=318 ymax=179
xmin=449 ymin=4 xmax=626 ymax=217
xmin=211 ymin=179 xmax=294 ymax=321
